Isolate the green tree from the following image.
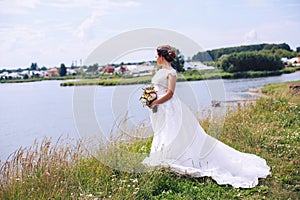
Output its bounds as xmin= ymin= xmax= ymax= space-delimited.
xmin=41 ymin=66 xmax=47 ymax=71
xmin=59 ymin=63 xmax=67 ymax=76
xmin=296 ymin=47 xmax=300 ymax=53
xmin=30 ymin=63 xmax=38 ymax=70
xmin=193 ymin=43 xmax=293 ymax=62
xmin=23 ymin=74 xmax=29 ymax=79
xmin=221 ymin=51 xmax=284 ymax=72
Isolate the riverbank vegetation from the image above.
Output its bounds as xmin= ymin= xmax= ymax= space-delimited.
xmin=60 ymin=67 xmax=300 ymax=86
xmin=1 ymin=81 xmax=299 ymax=199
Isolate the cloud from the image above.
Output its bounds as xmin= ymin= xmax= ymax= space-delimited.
xmin=108 ymin=1 xmax=140 ymax=7
xmin=0 ymin=0 xmax=141 ymax=68
xmin=0 ymin=23 xmax=48 ymax=68
xmin=244 ymin=29 xmax=258 ymax=42
xmin=0 ymin=0 xmax=140 ymax=15
xmin=0 ymin=0 xmax=41 ymax=14
xmin=286 ymin=3 xmax=300 ymax=7
xmin=72 ymin=0 xmax=140 ymax=40
xmin=0 ymin=24 xmax=44 ymax=49
xmin=73 ymin=12 xmax=105 ymax=40
xmin=244 ymin=0 xmax=269 ymax=8
xmin=40 ymin=0 xmax=140 ymax=9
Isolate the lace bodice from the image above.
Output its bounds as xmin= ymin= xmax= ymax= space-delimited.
xmin=151 ymin=68 xmax=177 ymax=88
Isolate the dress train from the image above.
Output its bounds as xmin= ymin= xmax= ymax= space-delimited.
xmin=143 ymin=84 xmax=270 ymax=188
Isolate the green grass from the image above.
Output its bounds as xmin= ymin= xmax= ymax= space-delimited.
xmin=280 ymin=66 xmax=300 ymax=74
xmin=1 ymin=81 xmax=299 ymax=199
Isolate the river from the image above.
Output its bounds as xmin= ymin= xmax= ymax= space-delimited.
xmin=0 ymin=71 xmax=299 ymax=160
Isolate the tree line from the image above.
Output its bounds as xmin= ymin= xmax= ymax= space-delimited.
xmin=220 ymin=52 xmax=284 ymax=72
xmin=192 ymin=43 xmax=299 ymax=72
xmin=192 ymin=43 xmax=298 ymax=62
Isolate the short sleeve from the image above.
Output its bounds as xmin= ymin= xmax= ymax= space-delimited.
xmin=168 ymin=69 xmax=177 ymax=77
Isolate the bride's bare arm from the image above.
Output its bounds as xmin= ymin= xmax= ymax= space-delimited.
xmin=148 ymin=74 xmax=176 ymax=108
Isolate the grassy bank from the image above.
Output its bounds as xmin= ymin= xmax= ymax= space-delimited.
xmin=61 ymin=75 xmax=153 ymax=86
xmin=1 ymin=81 xmax=299 ymax=199
xmin=60 ymin=68 xmax=300 ymax=86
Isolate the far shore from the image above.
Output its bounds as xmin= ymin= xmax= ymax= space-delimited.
xmin=60 ymin=68 xmax=300 ymax=87
xmin=0 ymin=67 xmax=299 ymax=86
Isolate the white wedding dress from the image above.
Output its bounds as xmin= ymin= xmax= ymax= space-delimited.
xmin=142 ymin=68 xmax=270 ymax=188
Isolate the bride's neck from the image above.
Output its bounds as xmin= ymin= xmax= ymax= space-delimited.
xmin=162 ymin=62 xmax=172 ymax=69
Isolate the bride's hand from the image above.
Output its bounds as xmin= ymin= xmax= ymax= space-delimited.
xmin=148 ymin=101 xmax=157 ymax=109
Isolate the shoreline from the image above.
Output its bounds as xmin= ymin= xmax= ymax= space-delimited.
xmin=1 ymin=68 xmax=299 ymax=86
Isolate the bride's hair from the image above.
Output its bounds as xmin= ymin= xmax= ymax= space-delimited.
xmin=157 ymin=45 xmax=177 ymax=62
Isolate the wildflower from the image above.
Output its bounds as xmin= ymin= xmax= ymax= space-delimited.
xmin=140 ymin=146 xmax=146 ymax=151
xmin=132 ymin=178 xmax=138 ymax=183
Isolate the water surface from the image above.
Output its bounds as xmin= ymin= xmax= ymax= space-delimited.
xmin=0 ymin=72 xmax=299 ymax=160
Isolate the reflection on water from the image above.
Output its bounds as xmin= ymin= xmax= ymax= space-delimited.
xmin=0 ymin=71 xmax=299 ymax=160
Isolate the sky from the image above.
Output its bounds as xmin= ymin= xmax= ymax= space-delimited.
xmin=0 ymin=0 xmax=300 ymax=69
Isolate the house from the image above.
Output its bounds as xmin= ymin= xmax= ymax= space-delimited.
xmin=46 ymin=68 xmax=59 ymax=77
xmin=30 ymin=70 xmax=46 ymax=78
xmin=126 ymin=65 xmax=139 ymax=74
xmin=281 ymin=57 xmax=289 ymax=64
xmin=184 ymin=62 xmax=215 ymax=70
xmin=102 ymin=65 xmax=115 ymax=74
xmin=137 ymin=64 xmax=155 ymax=76
xmin=284 ymin=55 xmax=300 ymax=66
xmin=7 ymin=72 xmax=22 ymax=79
xmin=184 ymin=62 xmax=194 ymax=70
xmin=288 ymin=57 xmax=298 ymax=64
xmin=20 ymin=70 xmax=30 ymax=77
xmin=115 ymin=65 xmax=129 ymax=75
xmin=0 ymin=72 xmax=9 ymax=79
xmin=67 ymin=68 xmax=78 ymax=75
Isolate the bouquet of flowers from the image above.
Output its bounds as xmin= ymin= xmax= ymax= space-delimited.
xmin=140 ymin=85 xmax=158 ymax=112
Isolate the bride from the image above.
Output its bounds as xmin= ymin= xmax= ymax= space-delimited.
xmin=142 ymin=45 xmax=270 ymax=188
